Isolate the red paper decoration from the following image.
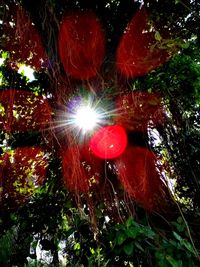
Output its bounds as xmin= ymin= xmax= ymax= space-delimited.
xmin=0 ymin=90 xmax=51 ymax=132
xmin=0 ymin=147 xmax=47 ymax=208
xmin=114 ymin=91 xmax=164 ymax=132
xmin=3 ymin=6 xmax=47 ymax=70
xmin=62 ymin=145 xmax=103 ymax=193
xmin=89 ymin=125 xmax=127 ymax=159
xmin=58 ymin=11 xmax=105 ymax=80
xmin=116 ymin=146 xmax=165 ymax=211
xmin=116 ymin=7 xmax=170 ymax=78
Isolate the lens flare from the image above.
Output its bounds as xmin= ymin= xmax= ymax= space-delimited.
xmin=74 ymin=105 xmax=100 ymax=131
xmin=89 ymin=125 xmax=127 ymax=159
xmin=53 ymin=94 xmax=117 ymax=140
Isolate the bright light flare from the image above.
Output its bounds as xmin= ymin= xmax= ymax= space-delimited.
xmin=53 ymin=94 xmax=118 ymax=140
xmin=74 ymin=105 xmax=100 ymax=131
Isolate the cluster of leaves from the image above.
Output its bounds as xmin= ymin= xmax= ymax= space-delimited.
xmin=134 ymin=40 xmax=200 ymax=211
xmin=0 ymin=157 xmax=71 ymax=266
xmin=1 ymin=202 xmax=199 ymax=267
xmin=95 ymin=216 xmax=198 ymax=267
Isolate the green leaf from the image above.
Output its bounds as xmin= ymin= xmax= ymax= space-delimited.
xmin=123 ymin=242 xmax=134 ymax=256
xmin=181 ymin=42 xmax=190 ymax=49
xmin=1 ymin=51 xmax=8 ymax=59
xmin=126 ymin=227 xmax=139 ymax=238
xmin=166 ymin=255 xmax=183 ymax=267
xmin=74 ymin=243 xmax=81 ymax=250
xmin=169 ymin=239 xmax=178 ymax=247
xmin=143 ymin=228 xmax=155 ymax=239
xmin=155 ymin=31 xmax=162 ymax=41
xmin=158 ymin=259 xmax=168 ymax=267
xmin=135 ymin=242 xmax=144 ymax=252
xmin=31 ymin=240 xmax=38 ymax=250
xmin=181 ymin=239 xmax=196 ymax=255
xmin=126 ymin=217 xmax=135 ymax=228
xmin=173 ymin=232 xmax=182 ymax=241
xmin=116 ymin=231 xmax=127 ymax=245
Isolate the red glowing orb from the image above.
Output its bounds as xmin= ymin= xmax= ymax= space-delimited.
xmin=89 ymin=125 xmax=127 ymax=159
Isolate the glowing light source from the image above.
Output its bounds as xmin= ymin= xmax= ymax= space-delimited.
xmin=89 ymin=125 xmax=127 ymax=159
xmin=74 ymin=105 xmax=100 ymax=131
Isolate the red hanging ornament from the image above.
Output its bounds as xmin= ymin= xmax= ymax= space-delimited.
xmin=89 ymin=125 xmax=127 ymax=159
xmin=114 ymin=91 xmax=165 ymax=132
xmin=3 ymin=6 xmax=47 ymax=70
xmin=62 ymin=145 xmax=103 ymax=193
xmin=58 ymin=10 xmax=105 ymax=80
xmin=0 ymin=147 xmax=47 ymax=208
xmin=116 ymin=7 xmax=171 ymax=78
xmin=116 ymin=146 xmax=166 ymax=211
xmin=0 ymin=90 xmax=51 ymax=132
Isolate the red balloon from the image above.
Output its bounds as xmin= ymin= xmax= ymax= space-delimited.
xmin=89 ymin=125 xmax=127 ymax=159
xmin=58 ymin=11 xmax=105 ymax=80
xmin=116 ymin=146 xmax=166 ymax=211
xmin=0 ymin=90 xmax=51 ymax=132
xmin=0 ymin=147 xmax=47 ymax=208
xmin=116 ymin=7 xmax=171 ymax=78
xmin=114 ymin=91 xmax=165 ymax=132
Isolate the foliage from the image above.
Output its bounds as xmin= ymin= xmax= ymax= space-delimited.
xmin=95 ymin=216 xmax=198 ymax=267
xmin=134 ymin=41 xmax=200 ymax=210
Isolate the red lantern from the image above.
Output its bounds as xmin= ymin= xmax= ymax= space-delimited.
xmin=116 ymin=146 xmax=165 ymax=211
xmin=114 ymin=91 xmax=165 ymax=132
xmin=3 ymin=6 xmax=47 ymax=70
xmin=62 ymin=145 xmax=103 ymax=193
xmin=0 ymin=147 xmax=47 ymax=208
xmin=58 ymin=11 xmax=105 ymax=80
xmin=116 ymin=7 xmax=170 ymax=78
xmin=0 ymin=90 xmax=51 ymax=132
xmin=89 ymin=125 xmax=127 ymax=159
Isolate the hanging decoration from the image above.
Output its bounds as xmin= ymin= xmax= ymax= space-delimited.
xmin=89 ymin=125 xmax=127 ymax=159
xmin=116 ymin=7 xmax=171 ymax=78
xmin=58 ymin=10 xmax=105 ymax=80
xmin=62 ymin=144 xmax=103 ymax=193
xmin=3 ymin=5 xmax=47 ymax=70
xmin=114 ymin=91 xmax=165 ymax=132
xmin=0 ymin=147 xmax=48 ymax=208
xmin=0 ymin=89 xmax=51 ymax=132
xmin=116 ymin=146 xmax=166 ymax=211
